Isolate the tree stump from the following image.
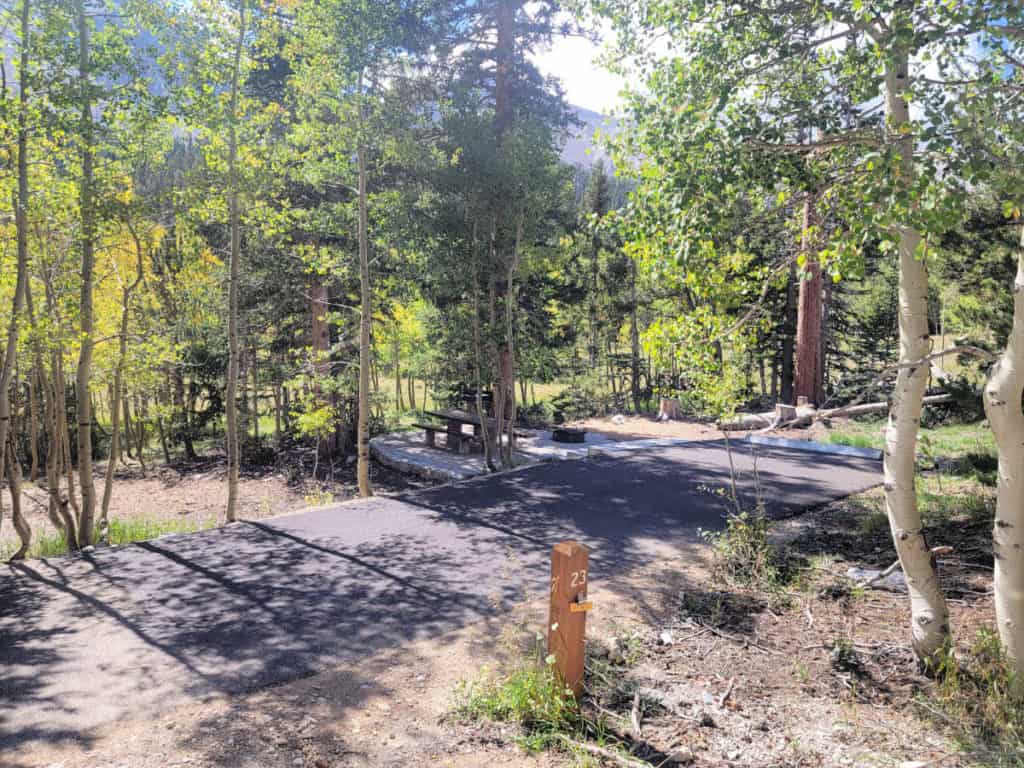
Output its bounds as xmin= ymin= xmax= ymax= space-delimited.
xmin=657 ymin=397 xmax=680 ymax=422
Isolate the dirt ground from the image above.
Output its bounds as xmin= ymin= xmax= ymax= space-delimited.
xmin=570 ymin=415 xmax=814 ymax=444
xmin=17 ymin=484 xmax=995 ymax=768
xmin=569 ymin=415 xmax=723 ymax=442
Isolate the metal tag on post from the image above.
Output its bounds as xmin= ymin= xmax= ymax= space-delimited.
xmin=548 ymin=540 xmax=589 ymax=699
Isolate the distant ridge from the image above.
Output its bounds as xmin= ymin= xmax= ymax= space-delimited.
xmin=562 ymin=105 xmax=619 ymax=167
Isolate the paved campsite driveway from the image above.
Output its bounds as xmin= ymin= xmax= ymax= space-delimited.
xmin=0 ymin=442 xmax=880 ymax=750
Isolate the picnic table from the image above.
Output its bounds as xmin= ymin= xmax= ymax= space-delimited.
xmin=412 ymin=408 xmax=527 ymax=453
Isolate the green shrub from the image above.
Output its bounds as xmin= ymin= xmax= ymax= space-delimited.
xmin=519 ymin=401 xmax=555 ymax=428
xmin=701 ymin=509 xmax=778 ymax=589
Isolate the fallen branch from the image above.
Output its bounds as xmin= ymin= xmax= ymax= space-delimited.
xmin=630 ymin=690 xmax=642 ymax=737
xmin=556 ymin=735 xmax=652 ymax=768
xmin=699 ymin=622 xmax=782 ymax=655
xmin=720 ymin=393 xmax=954 ymax=432
xmin=857 ymin=546 xmax=955 ymax=589
xmin=718 ymin=676 xmax=736 ymax=708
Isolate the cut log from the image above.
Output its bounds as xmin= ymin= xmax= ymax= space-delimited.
xmin=719 ymin=413 xmax=774 ymax=431
xmin=775 ymin=403 xmax=797 ymax=422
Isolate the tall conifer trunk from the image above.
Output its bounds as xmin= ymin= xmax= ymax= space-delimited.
xmin=794 ymin=196 xmax=823 ymax=405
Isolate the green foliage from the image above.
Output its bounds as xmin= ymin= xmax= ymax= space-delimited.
xmin=588 ymin=0 xmax=1024 ymax=413
xmin=929 ymin=630 xmax=1024 ymax=767
xmin=106 ymin=516 xmax=215 ymax=544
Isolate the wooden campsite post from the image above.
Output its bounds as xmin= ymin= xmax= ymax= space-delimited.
xmin=548 ymin=540 xmax=591 ymax=699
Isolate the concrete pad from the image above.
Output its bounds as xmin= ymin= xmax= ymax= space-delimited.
xmin=370 ymin=428 xmax=618 ymax=481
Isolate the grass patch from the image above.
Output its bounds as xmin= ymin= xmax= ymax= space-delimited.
xmin=453 ymin=633 xmax=653 ymax=765
xmin=454 ymin=661 xmax=581 ymax=753
xmin=1 ymin=515 xmax=215 ymax=561
xmin=302 ymin=488 xmax=335 ymax=507
xmin=106 ymin=516 xmax=214 ymax=544
xmin=828 ymin=419 xmax=995 ymax=459
xmin=927 ymin=630 xmax=1024 ymax=767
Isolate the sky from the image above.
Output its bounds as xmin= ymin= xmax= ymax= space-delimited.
xmin=532 ymin=33 xmax=627 ymax=115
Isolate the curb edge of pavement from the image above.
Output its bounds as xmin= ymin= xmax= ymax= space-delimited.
xmin=745 ymin=434 xmax=883 ymax=461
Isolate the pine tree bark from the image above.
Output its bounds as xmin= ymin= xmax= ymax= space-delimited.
xmin=984 ymin=225 xmax=1024 ymax=677
xmin=472 ymin=265 xmax=496 ymax=472
xmin=273 ymin=385 xmax=282 ymax=443
xmin=224 ymin=0 xmax=247 ymax=522
xmin=780 ymin=260 xmax=797 ymax=405
xmin=794 ymin=196 xmax=823 ymax=405
xmin=251 ymin=340 xmax=259 ymax=440
xmin=882 ymin=53 xmax=949 ymax=665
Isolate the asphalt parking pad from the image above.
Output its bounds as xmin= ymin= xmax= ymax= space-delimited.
xmin=0 ymin=441 xmax=880 ymax=749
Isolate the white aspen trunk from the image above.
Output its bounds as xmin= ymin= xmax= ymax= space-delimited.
xmin=6 ymin=433 xmax=30 ymax=560
xmin=356 ymin=134 xmax=373 ymax=498
xmin=0 ymin=0 xmax=34 ymax=560
xmin=0 ymin=0 xmax=31 ymax=506
xmin=100 ymin=232 xmax=142 ymax=539
xmin=882 ymin=54 xmax=949 ymax=664
xmin=224 ymin=0 xmax=247 ymax=523
xmin=75 ymin=0 xmax=97 ymax=546
xmin=984 ymin=226 xmax=1024 ymax=678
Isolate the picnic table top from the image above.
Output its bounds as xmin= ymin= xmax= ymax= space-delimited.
xmin=423 ymin=408 xmax=487 ymax=426
xmin=423 ymin=408 xmax=532 ymax=437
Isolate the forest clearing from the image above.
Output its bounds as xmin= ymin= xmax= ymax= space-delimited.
xmin=2 ymin=0 xmax=1024 ymax=767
